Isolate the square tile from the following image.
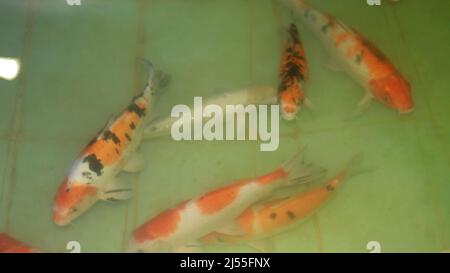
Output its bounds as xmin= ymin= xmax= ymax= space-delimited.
xmin=21 ymin=0 xmax=138 ymax=141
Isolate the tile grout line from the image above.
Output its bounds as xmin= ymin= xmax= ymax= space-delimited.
xmin=1 ymin=0 xmax=34 ymax=232
xmin=271 ymin=0 xmax=322 ymax=253
xmin=121 ymin=0 xmax=147 ymax=251
xmin=389 ymin=6 xmax=449 ymax=251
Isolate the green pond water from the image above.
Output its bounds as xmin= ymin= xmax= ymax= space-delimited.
xmin=0 ymin=0 xmax=449 ymax=253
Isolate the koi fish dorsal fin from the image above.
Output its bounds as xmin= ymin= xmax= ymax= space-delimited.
xmin=343 ymin=153 xmax=368 ymax=179
xmin=282 ymin=149 xmax=326 ymax=186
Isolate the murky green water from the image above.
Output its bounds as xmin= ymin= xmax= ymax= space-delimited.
xmin=0 ymin=0 xmax=449 ymax=253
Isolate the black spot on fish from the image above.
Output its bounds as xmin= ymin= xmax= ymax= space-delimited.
xmin=125 ymin=133 xmax=132 ymax=142
xmin=129 ymin=122 xmax=136 ymax=130
xmin=326 ymin=184 xmax=335 ymax=192
xmin=321 ymin=22 xmax=332 ymax=34
xmin=127 ymin=103 xmax=145 ymax=118
xmin=87 ymin=137 xmax=97 ymax=147
xmin=103 ymin=130 xmax=121 ymax=145
xmin=82 ymin=171 xmax=93 ymax=180
xmin=355 ymin=51 xmax=364 ymax=64
xmin=361 ymin=37 xmax=386 ymax=61
xmin=115 ymin=148 xmax=120 ymax=155
xmin=285 ymin=64 xmax=303 ymax=81
xmin=304 ymin=9 xmax=309 ymax=18
xmin=82 ymin=154 xmax=103 ymax=176
xmin=270 ymin=213 xmax=277 ymax=220
xmin=71 ymin=207 xmax=78 ymax=213
xmin=288 ymin=24 xmax=300 ymax=43
xmin=65 ymin=188 xmax=71 ymax=192
xmin=287 ymin=210 xmax=296 ymax=220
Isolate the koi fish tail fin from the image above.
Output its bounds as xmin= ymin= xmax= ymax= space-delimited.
xmin=282 ymin=149 xmax=326 ymax=186
xmin=137 ymin=58 xmax=171 ymax=96
xmin=343 ymin=153 xmax=368 ymax=179
xmin=153 ymin=69 xmax=171 ymax=90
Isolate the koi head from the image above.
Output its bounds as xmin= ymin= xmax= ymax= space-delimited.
xmin=279 ymin=86 xmax=303 ymax=121
xmin=52 ymin=178 xmax=98 ymax=226
xmin=280 ymin=100 xmax=300 ymax=121
xmin=370 ymin=72 xmax=414 ymax=114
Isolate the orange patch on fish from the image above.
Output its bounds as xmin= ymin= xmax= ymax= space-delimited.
xmin=334 ymin=31 xmax=350 ymax=47
xmin=236 ymin=208 xmax=255 ymax=234
xmin=0 ymin=234 xmax=37 ymax=253
xmin=82 ymin=112 xmax=140 ymax=166
xmin=133 ymin=206 xmax=182 ymax=242
xmin=197 ymin=179 xmax=249 ymax=214
xmin=257 ymin=187 xmax=330 ymax=233
xmin=54 ymin=180 xmax=97 ymax=210
xmin=344 ymin=35 xmax=393 ymax=79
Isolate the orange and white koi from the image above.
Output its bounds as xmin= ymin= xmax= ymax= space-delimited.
xmin=280 ymin=0 xmax=413 ymax=114
xmin=0 ymin=233 xmax=40 ymax=253
xmin=201 ymin=154 xmax=364 ymax=251
xmin=127 ymin=151 xmax=325 ymax=252
xmin=53 ymin=60 xmax=168 ymax=226
xmin=278 ymin=23 xmax=310 ymax=120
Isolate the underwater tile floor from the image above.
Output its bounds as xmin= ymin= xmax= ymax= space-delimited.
xmin=0 ymin=0 xmax=449 ymax=252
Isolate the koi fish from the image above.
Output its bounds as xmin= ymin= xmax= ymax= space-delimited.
xmin=278 ymin=23 xmax=310 ymax=120
xmin=53 ymin=60 xmax=168 ymax=226
xmin=201 ymin=154 xmax=364 ymax=252
xmin=143 ymin=85 xmax=277 ymax=139
xmin=0 ymin=233 xmax=40 ymax=253
xmin=127 ymin=151 xmax=325 ymax=252
xmin=280 ymin=0 xmax=413 ymax=115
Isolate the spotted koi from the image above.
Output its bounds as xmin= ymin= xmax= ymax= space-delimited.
xmin=200 ymin=154 xmax=364 ymax=251
xmin=280 ymin=0 xmax=413 ymax=114
xmin=127 ymin=151 xmax=325 ymax=252
xmin=278 ymin=23 xmax=309 ymax=120
xmin=53 ymin=60 xmax=168 ymax=226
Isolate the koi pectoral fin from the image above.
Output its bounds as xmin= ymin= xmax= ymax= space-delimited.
xmin=122 ymin=152 xmax=146 ymax=173
xmin=348 ymin=92 xmax=374 ymax=119
xmin=247 ymin=239 xmax=275 ymax=253
xmin=99 ymin=179 xmax=132 ymax=202
xmin=303 ymin=97 xmax=316 ymax=116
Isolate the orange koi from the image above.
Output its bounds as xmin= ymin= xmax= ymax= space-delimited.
xmin=127 ymin=151 xmax=325 ymax=252
xmin=201 ymin=154 xmax=364 ymax=251
xmin=278 ymin=23 xmax=309 ymax=120
xmin=53 ymin=60 xmax=168 ymax=226
xmin=280 ymin=0 xmax=413 ymax=114
xmin=0 ymin=233 xmax=40 ymax=253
